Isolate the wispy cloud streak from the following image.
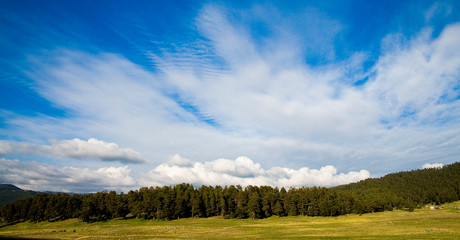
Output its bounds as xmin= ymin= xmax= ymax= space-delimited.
xmin=1 ymin=138 xmax=146 ymax=164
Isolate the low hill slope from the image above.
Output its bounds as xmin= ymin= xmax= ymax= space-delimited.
xmin=334 ymin=162 xmax=460 ymax=205
xmin=0 ymin=184 xmax=37 ymax=208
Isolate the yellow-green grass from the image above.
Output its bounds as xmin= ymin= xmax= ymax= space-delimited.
xmin=1 ymin=201 xmax=459 ymax=239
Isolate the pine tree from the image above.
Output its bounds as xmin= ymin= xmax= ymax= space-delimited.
xmin=247 ymin=189 xmax=261 ymax=219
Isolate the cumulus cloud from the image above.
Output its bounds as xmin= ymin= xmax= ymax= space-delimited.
xmin=0 ymin=158 xmax=136 ymax=192
xmin=2 ymin=138 xmax=146 ymax=163
xmin=422 ymin=163 xmax=444 ymax=169
xmin=0 ymin=155 xmax=369 ymax=193
xmin=139 ymin=155 xmax=370 ymax=188
xmin=44 ymin=138 xmax=146 ymax=163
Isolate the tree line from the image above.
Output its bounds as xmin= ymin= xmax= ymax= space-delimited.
xmin=1 ymin=162 xmax=458 ymax=223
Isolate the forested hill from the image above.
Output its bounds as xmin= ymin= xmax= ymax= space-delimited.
xmin=333 ymin=162 xmax=460 ymax=205
xmin=0 ymin=184 xmax=37 ymax=208
xmin=1 ymin=162 xmax=459 ymax=223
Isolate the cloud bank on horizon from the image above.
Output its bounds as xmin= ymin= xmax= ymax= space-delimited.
xmin=422 ymin=163 xmax=444 ymax=169
xmin=140 ymin=155 xmax=370 ymax=188
xmin=0 ymin=155 xmax=370 ymax=192
xmin=0 ymin=158 xmax=136 ymax=193
xmin=0 ymin=1 xmax=459 ymax=192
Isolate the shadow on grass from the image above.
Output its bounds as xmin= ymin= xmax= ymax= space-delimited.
xmin=0 ymin=222 xmax=18 ymax=229
xmin=0 ymin=236 xmax=52 ymax=240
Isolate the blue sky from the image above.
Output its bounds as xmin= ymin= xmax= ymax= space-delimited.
xmin=0 ymin=0 xmax=459 ymax=192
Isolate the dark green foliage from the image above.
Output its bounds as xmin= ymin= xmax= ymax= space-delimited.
xmin=333 ymin=162 xmax=460 ymax=209
xmin=0 ymin=184 xmax=38 ymax=208
xmin=247 ymin=186 xmax=262 ymax=219
xmin=1 ymin=162 xmax=459 ymax=224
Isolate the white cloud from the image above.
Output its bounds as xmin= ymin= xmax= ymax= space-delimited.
xmin=44 ymin=138 xmax=146 ymax=163
xmin=196 ymin=5 xmax=258 ymax=67
xmin=139 ymin=155 xmax=370 ymax=188
xmin=367 ymin=23 xmax=460 ymax=124
xmin=0 ymin=5 xmax=459 ymax=182
xmin=422 ymin=163 xmax=444 ymax=169
xmin=0 ymin=141 xmax=12 ymax=155
xmin=0 ymin=158 xmax=136 ymax=192
xmin=0 ymin=155 xmax=368 ymax=192
xmin=2 ymin=138 xmax=146 ymax=164
xmin=425 ymin=2 xmax=453 ymax=23
xmin=168 ymin=154 xmax=193 ymax=167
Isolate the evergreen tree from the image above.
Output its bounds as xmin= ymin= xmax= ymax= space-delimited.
xmin=248 ymin=189 xmax=261 ymax=219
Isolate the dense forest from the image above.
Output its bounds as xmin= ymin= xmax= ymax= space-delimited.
xmin=1 ymin=162 xmax=459 ymax=223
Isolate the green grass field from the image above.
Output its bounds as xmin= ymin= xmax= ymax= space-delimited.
xmin=1 ymin=201 xmax=459 ymax=239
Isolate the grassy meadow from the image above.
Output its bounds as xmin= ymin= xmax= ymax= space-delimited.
xmin=1 ymin=201 xmax=459 ymax=239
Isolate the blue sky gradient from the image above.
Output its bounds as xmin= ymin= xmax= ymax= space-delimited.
xmin=0 ymin=0 xmax=459 ymax=192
